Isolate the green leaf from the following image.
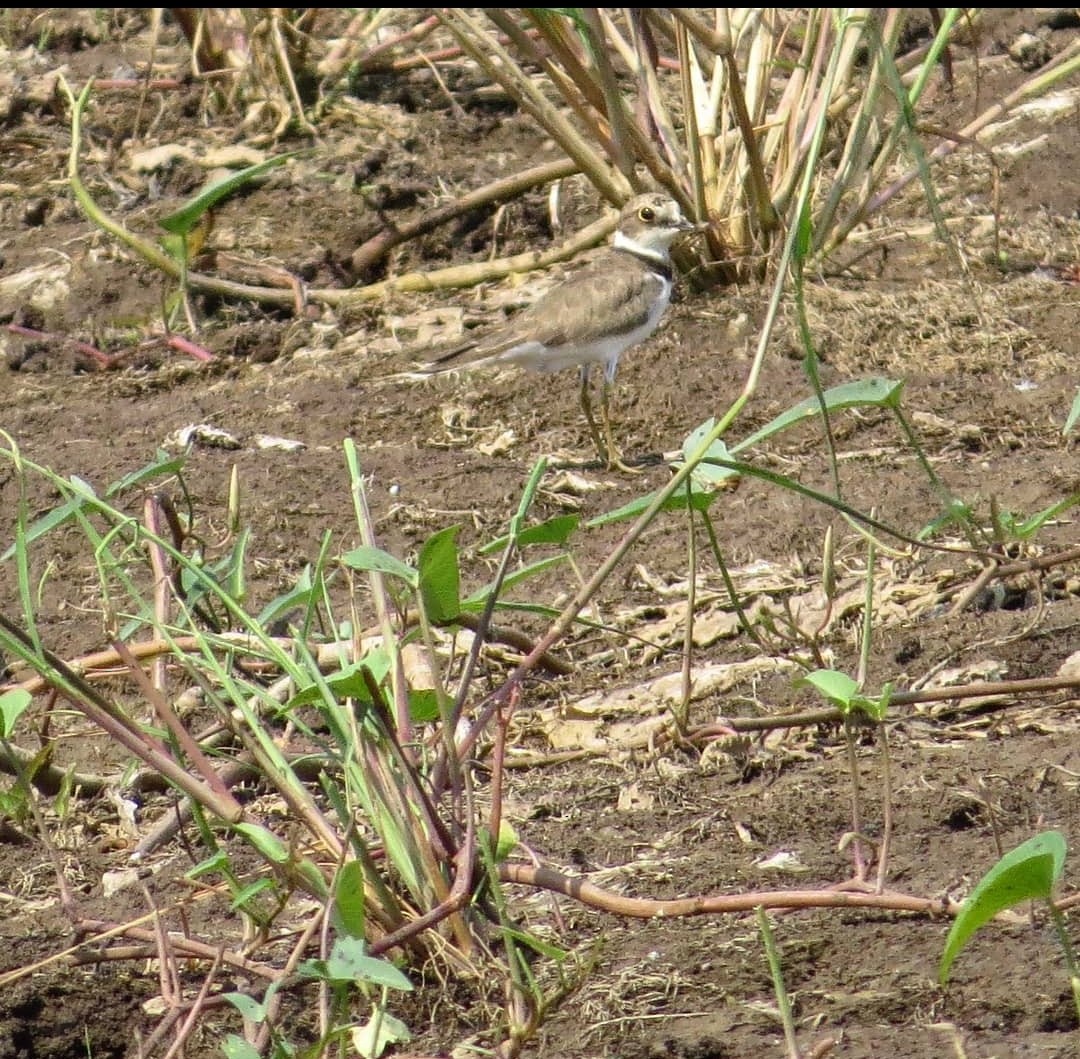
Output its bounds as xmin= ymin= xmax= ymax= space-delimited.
xmin=187 ymin=848 xmax=229 ymax=879
xmin=676 ymin=423 xmax=740 ymax=490
xmin=794 ymin=196 xmax=813 ymax=261
xmin=478 ymin=513 xmax=580 ymax=555
xmin=159 ymin=152 xmax=303 ymax=236
xmin=0 ymin=688 xmax=31 ymax=738
xmin=230 ymin=878 xmax=274 ymax=911
xmin=730 ymin=377 xmax=905 ymax=454
xmin=286 ymin=664 xmax=372 ymax=710
xmin=222 ymin=527 xmax=250 ymax=602
xmin=111 ymin=451 xmax=187 ymax=493
xmin=333 ymin=860 xmax=367 ymax=939
xmin=295 ymin=857 xmax=329 ymax=899
xmin=284 ymin=650 xmax=393 ymax=711
xmin=798 ymin=669 xmax=859 ymax=709
xmin=461 ymin=553 xmax=570 ymax=609
xmin=797 ymin=670 xmax=891 ymax=721
xmin=300 ymin=936 xmax=413 ymax=991
xmin=233 ymin=822 xmax=289 ymax=865
xmin=1005 ymin=493 xmax=1080 ymax=541
xmin=351 ymin=1011 xmax=411 ymax=1059
xmin=586 ymin=481 xmax=715 ymax=528
xmin=940 ymin=830 xmax=1067 ymax=985
xmin=494 ymin=819 xmax=519 ymax=861
xmin=341 ymin=546 xmax=417 ymax=588
xmin=160 ymin=230 xmax=187 ymax=264
xmin=417 ymin=525 xmax=461 ymax=624
xmin=222 ymin=1034 xmax=263 ymax=1059
xmin=258 ymin=564 xmax=315 ymax=625
xmin=220 ymin=993 xmax=268 ymax=1023
xmin=1 ymin=450 xmax=185 ymax=561
xmin=1065 ymin=389 xmax=1079 ymax=435
xmin=496 ymin=923 xmax=569 ymax=961
xmin=407 ymin=688 xmax=441 ymax=723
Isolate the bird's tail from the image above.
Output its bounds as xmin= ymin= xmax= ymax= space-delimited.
xmin=380 ymin=340 xmax=486 ymax=383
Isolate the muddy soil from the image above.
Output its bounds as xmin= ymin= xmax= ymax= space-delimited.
xmin=0 ymin=9 xmax=1078 ymax=1059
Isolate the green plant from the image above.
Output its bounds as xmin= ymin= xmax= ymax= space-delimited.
xmin=940 ymin=831 xmax=1077 ymax=1022
xmin=756 ymin=907 xmax=800 ymax=1059
xmin=221 ymin=934 xmax=413 ymax=1059
xmin=1065 ymin=390 xmax=1079 ymax=435
xmin=157 ymin=151 xmax=302 ymax=328
xmin=0 ymin=429 xmax=583 ymax=1054
xmin=0 ymin=688 xmax=36 ymax=827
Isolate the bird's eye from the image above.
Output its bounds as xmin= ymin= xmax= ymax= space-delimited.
xmin=638 ymin=206 xmax=655 ymax=222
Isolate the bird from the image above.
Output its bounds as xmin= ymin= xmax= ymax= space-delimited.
xmin=403 ymin=192 xmax=700 ymax=473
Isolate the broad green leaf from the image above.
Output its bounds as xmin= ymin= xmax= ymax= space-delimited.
xmin=159 ymin=152 xmax=303 ymax=236
xmin=730 ymin=377 xmax=905 ymax=454
xmin=676 ymin=423 xmax=739 ymax=490
xmin=220 ymin=993 xmax=268 ymax=1023
xmin=233 ymin=822 xmax=289 ymax=865
xmin=418 ymin=525 xmax=461 ymax=624
xmin=284 ymin=650 xmax=392 ymax=711
xmin=351 ymin=1011 xmax=411 ymax=1059
xmin=285 ymin=664 xmax=374 ymax=710
xmin=478 ymin=513 xmax=580 ymax=555
xmin=918 ymin=497 xmax=976 ymax=541
xmin=108 ymin=451 xmax=188 ymax=494
xmin=407 ymin=688 xmax=440 ymax=723
xmin=939 ymin=830 xmax=1067 ymax=985
xmin=798 ymin=669 xmax=859 ymax=708
xmin=160 ymin=230 xmax=187 ymax=263
xmin=496 ymin=923 xmax=569 ymax=961
xmin=295 ymin=857 xmax=329 ymax=899
xmin=1007 ymin=493 xmax=1080 ymax=540
xmin=341 ymin=546 xmax=417 ymax=588
xmin=798 ymin=670 xmax=891 ymax=721
xmin=300 ymin=936 xmax=412 ymax=990
xmin=333 ymin=860 xmax=367 ymax=939
xmin=187 ymin=848 xmax=229 ymax=879
xmin=222 ymin=1033 xmax=263 ymax=1059
xmin=258 ymin=564 xmax=315 ymax=625
xmin=494 ymin=819 xmax=519 ymax=861
xmin=230 ymin=878 xmax=274 ymax=911
xmin=0 ymin=688 xmax=31 ymax=738
xmin=222 ymin=527 xmax=250 ymax=602
xmin=586 ymin=482 xmax=716 ymax=528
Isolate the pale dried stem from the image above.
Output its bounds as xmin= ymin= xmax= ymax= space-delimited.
xmin=579 ymin=8 xmax=637 ymax=180
xmin=438 ymin=9 xmax=627 ymax=204
xmin=319 ymin=10 xmax=431 ymax=78
xmin=625 ymin=10 xmax=687 ymax=183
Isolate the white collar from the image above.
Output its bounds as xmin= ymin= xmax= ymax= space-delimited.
xmin=613 ymin=229 xmax=669 ymax=267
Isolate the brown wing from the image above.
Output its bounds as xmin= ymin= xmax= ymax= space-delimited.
xmin=511 ymin=255 xmax=665 ymax=346
xmin=413 ymin=254 xmax=663 ymax=373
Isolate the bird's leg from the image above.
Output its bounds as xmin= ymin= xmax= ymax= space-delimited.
xmin=579 ymin=366 xmax=607 ymax=466
xmin=601 ymin=377 xmax=642 ymax=474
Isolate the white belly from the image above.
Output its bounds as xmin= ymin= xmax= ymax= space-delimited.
xmin=499 ymin=277 xmax=672 ymax=381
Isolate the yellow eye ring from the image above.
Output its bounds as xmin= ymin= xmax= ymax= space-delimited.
xmin=638 ymin=205 xmax=656 ymax=222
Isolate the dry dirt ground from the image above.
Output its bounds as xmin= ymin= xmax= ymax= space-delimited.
xmin=1 ymin=9 xmax=1079 ymax=1059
